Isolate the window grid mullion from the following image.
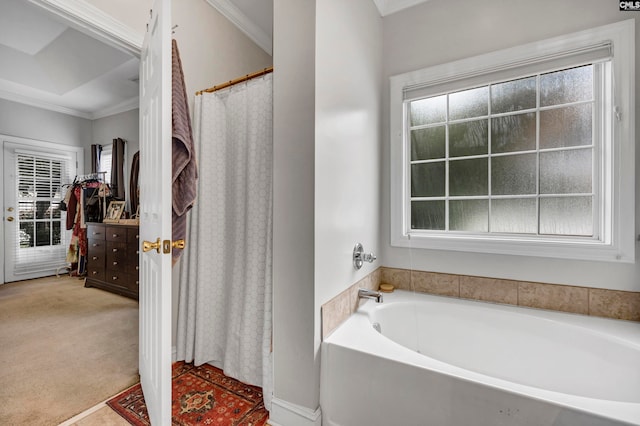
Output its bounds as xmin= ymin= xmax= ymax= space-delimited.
xmin=535 ymin=73 xmax=541 ymax=236
xmin=445 ymin=94 xmax=450 ymax=231
xmin=487 ymin=85 xmax=493 ymax=233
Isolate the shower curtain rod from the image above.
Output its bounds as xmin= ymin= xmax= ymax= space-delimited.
xmin=196 ymin=66 xmax=273 ymax=95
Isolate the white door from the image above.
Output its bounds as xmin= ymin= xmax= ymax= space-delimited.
xmin=2 ymin=139 xmax=78 ymax=283
xmin=138 ymin=0 xmax=172 ymax=424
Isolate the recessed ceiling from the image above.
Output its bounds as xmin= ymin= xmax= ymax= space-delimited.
xmin=0 ymin=0 xmax=139 ymax=119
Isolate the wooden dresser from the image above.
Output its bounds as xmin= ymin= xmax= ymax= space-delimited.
xmin=85 ymin=222 xmax=139 ymax=300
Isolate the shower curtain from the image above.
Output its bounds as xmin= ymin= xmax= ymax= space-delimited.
xmin=176 ymin=73 xmax=273 ymax=411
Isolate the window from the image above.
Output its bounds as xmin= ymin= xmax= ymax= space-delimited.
xmin=98 ymin=144 xmax=112 ymax=184
xmin=390 ymin=20 xmax=635 ymax=262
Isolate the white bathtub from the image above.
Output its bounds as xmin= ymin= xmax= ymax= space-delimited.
xmin=320 ymin=290 xmax=640 ymax=426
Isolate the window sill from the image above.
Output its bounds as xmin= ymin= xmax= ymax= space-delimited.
xmin=391 ymin=232 xmax=635 ymax=263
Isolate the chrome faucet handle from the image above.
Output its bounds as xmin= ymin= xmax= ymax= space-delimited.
xmin=362 ymin=252 xmax=376 ymax=263
xmin=353 ymin=243 xmax=377 ymax=270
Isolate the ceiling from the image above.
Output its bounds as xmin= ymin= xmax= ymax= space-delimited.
xmin=0 ymin=0 xmax=139 ymax=119
xmin=0 ymin=0 xmax=428 ymax=120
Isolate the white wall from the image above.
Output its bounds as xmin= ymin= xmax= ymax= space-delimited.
xmin=91 ymin=108 xmax=139 ymax=208
xmin=381 ymin=0 xmax=640 ymax=292
xmin=172 ymin=0 xmax=272 ymax=110
xmin=272 ymin=0 xmax=382 ymax=421
xmin=315 ymin=0 xmax=383 ymax=307
xmin=272 ymin=0 xmax=318 ymax=414
xmin=0 ymin=98 xmax=92 ymax=150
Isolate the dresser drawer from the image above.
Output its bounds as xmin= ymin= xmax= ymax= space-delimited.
xmin=87 ymin=225 xmax=106 ymax=240
xmin=127 ymin=275 xmax=140 ymax=293
xmin=87 ymin=265 xmax=105 ymax=281
xmin=88 ymin=239 xmax=106 ymax=253
xmin=127 ymin=228 xmax=140 ymax=244
xmin=106 ymin=242 xmax=130 ymax=264
xmin=103 ymin=271 xmax=130 ymax=290
xmin=106 ymin=226 xmax=128 ymax=242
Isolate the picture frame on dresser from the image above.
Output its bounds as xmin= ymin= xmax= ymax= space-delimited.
xmin=103 ymin=200 xmax=125 ymax=223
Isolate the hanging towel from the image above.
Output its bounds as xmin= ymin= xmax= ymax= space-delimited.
xmin=172 ymin=39 xmax=198 ymax=264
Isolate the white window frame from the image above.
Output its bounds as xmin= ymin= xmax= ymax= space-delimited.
xmin=390 ymin=20 xmax=635 ymax=263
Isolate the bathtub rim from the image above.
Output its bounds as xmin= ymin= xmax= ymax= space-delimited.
xmin=322 ymin=290 xmax=640 ymax=426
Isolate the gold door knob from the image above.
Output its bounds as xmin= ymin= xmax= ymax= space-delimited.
xmin=142 ymin=238 xmax=161 ymax=253
xmin=172 ymin=239 xmax=185 ymax=249
xmin=6 ymin=216 xmax=14 ymax=222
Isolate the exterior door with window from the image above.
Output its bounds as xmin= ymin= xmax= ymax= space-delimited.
xmin=2 ymin=138 xmax=79 ymax=283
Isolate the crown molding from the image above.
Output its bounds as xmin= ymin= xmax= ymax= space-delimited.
xmin=205 ymin=0 xmax=272 ymax=56
xmin=91 ymin=96 xmax=139 ymax=120
xmin=0 ymin=89 xmax=92 ymax=119
xmin=373 ymin=0 xmax=430 ymax=16
xmin=27 ymin=0 xmax=143 ymax=56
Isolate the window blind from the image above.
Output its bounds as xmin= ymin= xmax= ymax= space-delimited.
xmin=13 ymin=151 xmax=73 ymax=275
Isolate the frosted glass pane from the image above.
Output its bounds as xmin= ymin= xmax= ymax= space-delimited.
xmin=491 ymin=154 xmax=536 ymax=195
xmin=449 ymin=120 xmax=488 ymax=157
xmin=411 ymin=126 xmax=445 ymax=160
xmin=540 ymin=197 xmax=593 ymax=236
xmin=491 ymin=76 xmax=536 ymax=113
xmin=450 ymin=158 xmax=488 ymax=196
xmin=540 ymin=104 xmax=592 ymax=149
xmin=540 ymin=65 xmax=593 ymax=107
xmin=411 ymin=162 xmax=445 ymax=197
xmin=540 ymin=149 xmax=592 ymax=194
xmin=492 ymin=113 xmax=536 ymax=153
xmin=412 ymin=201 xmax=445 ymax=230
xmin=449 ymin=86 xmax=488 ymax=120
xmin=450 ymin=200 xmax=488 ymax=232
xmin=490 ymin=199 xmax=537 ymax=234
xmin=410 ymin=95 xmax=446 ymax=126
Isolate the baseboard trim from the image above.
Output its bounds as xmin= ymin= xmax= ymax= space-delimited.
xmin=268 ymin=397 xmax=321 ymax=426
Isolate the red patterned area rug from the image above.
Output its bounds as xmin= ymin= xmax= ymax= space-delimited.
xmin=107 ymin=361 xmax=269 ymax=425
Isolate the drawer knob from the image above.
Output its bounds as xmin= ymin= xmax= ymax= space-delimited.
xmin=113 ymin=261 xmax=118 ymax=266
xmin=112 ymin=233 xmax=119 ymax=238
xmin=112 ymin=276 xmax=118 ymax=280
xmin=92 ymin=271 xmax=97 ymax=275
xmin=136 ymin=235 xmax=139 ymax=239
xmin=92 ymin=256 xmax=98 ymax=260
xmin=135 ymin=266 xmax=139 ymax=271
xmin=92 ymin=243 xmax=98 ymax=247
xmin=112 ymin=248 xmax=118 ymax=252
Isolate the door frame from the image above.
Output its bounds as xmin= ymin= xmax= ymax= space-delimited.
xmin=28 ymin=0 xmax=143 ymax=57
xmin=1 ymin=134 xmax=83 ymax=284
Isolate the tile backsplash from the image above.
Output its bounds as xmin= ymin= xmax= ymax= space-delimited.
xmin=321 ymin=267 xmax=640 ymax=339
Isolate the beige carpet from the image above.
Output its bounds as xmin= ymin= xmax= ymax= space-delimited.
xmin=0 ymin=276 xmax=139 ymax=426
